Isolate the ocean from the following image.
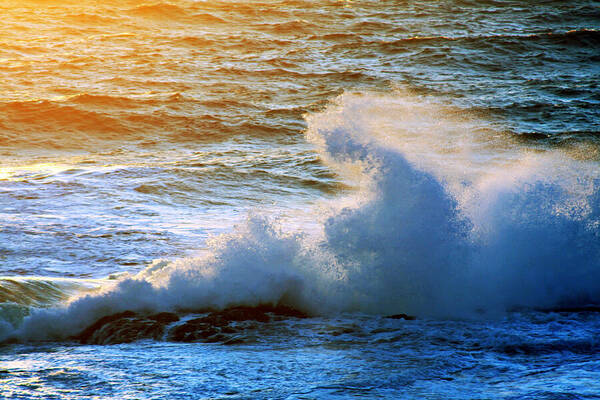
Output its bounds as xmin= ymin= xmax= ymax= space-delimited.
xmin=1 ymin=0 xmax=600 ymax=398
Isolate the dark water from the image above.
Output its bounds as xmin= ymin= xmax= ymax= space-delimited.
xmin=1 ymin=1 xmax=600 ymax=398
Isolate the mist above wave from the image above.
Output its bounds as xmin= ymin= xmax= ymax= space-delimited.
xmin=3 ymin=91 xmax=600 ymax=342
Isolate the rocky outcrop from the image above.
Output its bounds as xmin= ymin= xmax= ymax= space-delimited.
xmin=74 ymin=304 xmax=308 ymax=345
xmin=74 ymin=311 xmax=180 ymax=345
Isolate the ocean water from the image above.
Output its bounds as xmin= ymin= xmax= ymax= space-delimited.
xmin=1 ymin=0 xmax=600 ymax=398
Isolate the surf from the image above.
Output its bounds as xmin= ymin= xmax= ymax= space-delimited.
xmin=2 ymin=90 xmax=600 ymax=343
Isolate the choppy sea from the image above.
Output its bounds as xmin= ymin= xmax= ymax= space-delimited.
xmin=1 ymin=1 xmax=600 ymax=398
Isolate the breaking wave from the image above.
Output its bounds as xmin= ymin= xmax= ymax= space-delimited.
xmin=3 ymin=91 xmax=600 ymax=342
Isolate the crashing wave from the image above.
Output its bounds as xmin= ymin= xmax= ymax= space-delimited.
xmin=2 ymin=91 xmax=600 ymax=342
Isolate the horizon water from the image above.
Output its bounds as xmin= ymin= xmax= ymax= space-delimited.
xmin=1 ymin=1 xmax=600 ymax=399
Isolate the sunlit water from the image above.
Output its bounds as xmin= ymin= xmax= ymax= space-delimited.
xmin=1 ymin=1 xmax=600 ymax=398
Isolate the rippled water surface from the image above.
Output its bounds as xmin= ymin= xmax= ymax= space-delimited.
xmin=4 ymin=312 xmax=600 ymax=399
xmin=1 ymin=1 xmax=600 ymax=399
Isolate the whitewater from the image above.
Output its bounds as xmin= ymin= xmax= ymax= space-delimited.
xmin=1 ymin=0 xmax=600 ymax=398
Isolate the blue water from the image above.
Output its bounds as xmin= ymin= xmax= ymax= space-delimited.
xmin=1 ymin=0 xmax=600 ymax=398
xmin=4 ymin=312 xmax=600 ymax=399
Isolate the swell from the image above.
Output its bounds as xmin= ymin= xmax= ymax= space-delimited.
xmin=0 ymin=277 xmax=100 ymax=333
xmin=214 ymin=66 xmax=375 ymax=83
xmin=473 ymin=101 xmax=600 ymax=137
xmin=127 ymin=3 xmax=226 ymax=24
xmin=0 ymin=100 xmax=135 ymax=148
xmin=0 ymin=278 xmax=72 ymax=307
xmin=62 ymin=12 xmax=120 ymax=25
xmin=254 ymin=20 xmax=319 ymax=35
xmin=365 ymin=29 xmax=600 ymax=54
xmin=0 ymin=95 xmax=299 ymax=149
xmin=126 ymin=3 xmax=189 ymax=19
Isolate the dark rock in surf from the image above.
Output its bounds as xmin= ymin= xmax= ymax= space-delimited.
xmin=74 ymin=311 xmax=179 ymax=345
xmin=74 ymin=304 xmax=307 ymax=345
xmin=75 ymin=310 xmax=136 ymax=344
xmin=168 ymin=319 xmax=219 ymax=342
xmin=148 ymin=312 xmax=181 ymax=324
xmin=385 ymin=313 xmax=416 ymax=320
xmin=167 ymin=304 xmax=308 ymax=344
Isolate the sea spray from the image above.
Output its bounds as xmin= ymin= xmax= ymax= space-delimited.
xmin=309 ymin=92 xmax=600 ymax=314
xmin=3 ymin=91 xmax=600 ymax=342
